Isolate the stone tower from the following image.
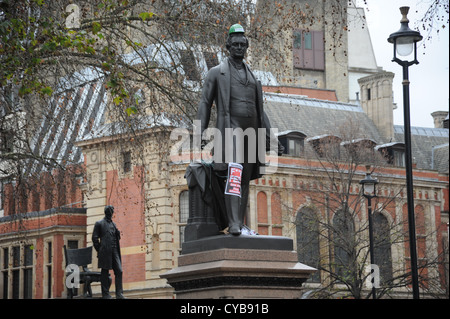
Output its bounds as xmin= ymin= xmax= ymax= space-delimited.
xmin=252 ymin=0 xmax=349 ymax=102
xmin=358 ymin=71 xmax=395 ymax=143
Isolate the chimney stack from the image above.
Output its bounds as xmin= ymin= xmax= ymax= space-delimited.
xmin=431 ymin=111 xmax=449 ymax=129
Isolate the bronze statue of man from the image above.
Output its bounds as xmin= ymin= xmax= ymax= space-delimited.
xmin=196 ymin=24 xmax=283 ymax=236
xmin=92 ymin=205 xmax=125 ymax=299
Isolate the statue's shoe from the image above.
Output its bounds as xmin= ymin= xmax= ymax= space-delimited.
xmin=229 ymin=225 xmax=241 ymax=236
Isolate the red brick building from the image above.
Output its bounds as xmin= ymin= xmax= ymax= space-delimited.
xmin=72 ymin=82 xmax=448 ymax=298
xmin=0 ymin=2 xmax=448 ymax=298
xmin=0 ymin=80 xmax=103 ymax=299
xmin=1 ymin=80 xmax=448 ymax=298
xmin=0 ymin=171 xmax=86 ymax=298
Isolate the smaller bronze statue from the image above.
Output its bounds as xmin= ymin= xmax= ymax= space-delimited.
xmin=92 ymin=205 xmax=125 ymax=299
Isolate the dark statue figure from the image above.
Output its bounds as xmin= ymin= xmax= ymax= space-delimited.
xmin=92 ymin=205 xmax=125 ymax=299
xmin=192 ymin=24 xmax=283 ymax=237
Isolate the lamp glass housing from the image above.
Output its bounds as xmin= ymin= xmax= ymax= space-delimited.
xmin=387 ymin=7 xmax=423 ymax=62
xmin=363 ymin=183 xmax=375 ymax=196
xmin=360 ymin=170 xmax=378 ymax=198
xmin=396 ymin=37 xmax=415 ymax=56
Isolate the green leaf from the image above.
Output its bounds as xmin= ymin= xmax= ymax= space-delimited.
xmin=32 ymin=57 xmax=42 ymax=65
xmin=85 ymin=46 xmax=95 ymax=54
xmin=101 ymin=62 xmax=111 ymax=71
xmin=107 ymin=79 xmax=118 ymax=88
xmin=126 ymin=106 xmax=137 ymax=116
xmin=41 ymin=86 xmax=53 ymax=96
xmin=139 ymin=12 xmax=153 ymax=22
xmin=19 ymin=86 xmax=32 ymax=96
xmin=113 ymin=96 xmax=122 ymax=105
xmin=92 ymin=22 xmax=102 ymax=34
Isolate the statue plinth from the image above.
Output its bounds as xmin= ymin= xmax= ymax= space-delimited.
xmin=161 ymin=235 xmax=316 ymax=299
xmin=172 ymin=164 xmax=316 ymax=298
xmin=181 ymin=233 xmax=293 ymax=254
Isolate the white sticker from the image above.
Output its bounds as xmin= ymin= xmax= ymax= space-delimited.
xmin=224 ymin=162 xmax=243 ymax=197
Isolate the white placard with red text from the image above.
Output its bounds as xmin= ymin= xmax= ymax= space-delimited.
xmin=224 ymin=162 xmax=243 ymax=197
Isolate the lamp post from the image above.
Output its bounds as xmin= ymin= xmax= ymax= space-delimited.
xmin=359 ymin=167 xmax=378 ymax=299
xmin=387 ymin=6 xmax=422 ymax=299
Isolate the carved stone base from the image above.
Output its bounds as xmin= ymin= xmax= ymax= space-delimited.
xmin=161 ymin=235 xmax=316 ymax=299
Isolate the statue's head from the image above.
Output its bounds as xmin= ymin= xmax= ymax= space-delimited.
xmin=226 ymin=24 xmax=248 ymax=60
xmin=104 ymin=205 xmax=114 ymax=220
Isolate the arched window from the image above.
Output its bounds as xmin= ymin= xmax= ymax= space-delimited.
xmin=271 ymin=193 xmax=283 ymax=236
xmin=414 ymin=205 xmax=427 ymax=261
xmin=257 ymin=192 xmax=268 ymax=235
xmin=333 ymin=209 xmax=355 ymax=278
xmin=402 ymin=204 xmax=427 ymax=263
xmin=179 ymin=191 xmax=189 ymax=247
xmin=296 ymin=207 xmax=320 ymax=282
xmin=373 ymin=212 xmax=393 ymax=285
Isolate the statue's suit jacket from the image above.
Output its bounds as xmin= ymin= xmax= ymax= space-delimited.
xmin=92 ymin=218 xmax=121 ymax=270
xmin=196 ymin=57 xmax=279 ymax=180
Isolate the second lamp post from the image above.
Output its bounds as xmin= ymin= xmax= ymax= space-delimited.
xmin=360 ymin=167 xmax=379 ymax=299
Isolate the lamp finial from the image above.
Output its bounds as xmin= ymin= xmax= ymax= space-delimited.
xmin=400 ymin=7 xmax=410 ymax=23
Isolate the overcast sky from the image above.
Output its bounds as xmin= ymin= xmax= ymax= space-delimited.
xmin=357 ymin=0 xmax=449 ymax=128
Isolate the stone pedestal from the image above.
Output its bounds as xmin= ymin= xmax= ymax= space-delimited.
xmin=161 ymin=235 xmax=316 ymax=299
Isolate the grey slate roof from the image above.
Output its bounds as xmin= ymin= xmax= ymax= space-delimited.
xmin=29 ymin=72 xmax=448 ymax=175
xmin=29 ymin=79 xmax=107 ymax=172
xmin=264 ymin=92 xmax=383 ymax=143
xmin=263 ymin=92 xmax=449 ymax=173
xmin=393 ymin=125 xmax=449 ymax=173
xmin=432 ymin=144 xmax=449 ymax=174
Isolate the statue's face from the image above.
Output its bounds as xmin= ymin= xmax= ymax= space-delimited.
xmin=228 ymin=34 xmax=248 ymax=60
xmin=105 ymin=208 xmax=114 ymax=220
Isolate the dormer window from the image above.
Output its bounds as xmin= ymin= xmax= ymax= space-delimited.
xmin=375 ymin=142 xmax=406 ymax=167
xmin=307 ymin=134 xmax=342 ymax=158
xmin=278 ymin=131 xmax=306 ymax=157
xmin=341 ymin=138 xmax=377 ymax=163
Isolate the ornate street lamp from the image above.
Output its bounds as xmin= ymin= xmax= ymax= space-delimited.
xmin=359 ymin=166 xmax=379 ymax=299
xmin=387 ymin=6 xmax=422 ymax=299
